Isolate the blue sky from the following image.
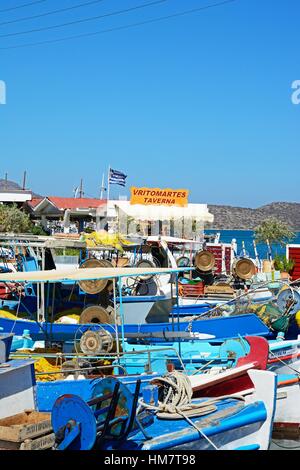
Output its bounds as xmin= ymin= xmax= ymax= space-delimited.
xmin=0 ymin=0 xmax=299 ymax=206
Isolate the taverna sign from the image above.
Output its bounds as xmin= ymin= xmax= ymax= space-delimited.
xmin=130 ymin=187 xmax=189 ymax=207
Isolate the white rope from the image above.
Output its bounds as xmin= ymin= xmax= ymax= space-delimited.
xmin=138 ymin=370 xmax=246 ymax=450
xmin=176 ymin=410 xmax=219 ymax=450
xmin=269 ymin=349 xmax=300 ymax=376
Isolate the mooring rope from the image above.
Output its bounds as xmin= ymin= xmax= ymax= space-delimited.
xmin=137 ymin=370 xmax=246 ymax=450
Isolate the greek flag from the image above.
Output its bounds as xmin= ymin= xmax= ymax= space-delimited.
xmin=109 ymin=168 xmax=127 ymax=187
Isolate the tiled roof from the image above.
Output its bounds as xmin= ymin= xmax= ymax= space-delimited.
xmin=27 ymin=197 xmax=43 ymax=208
xmin=47 ymin=197 xmax=106 ymax=210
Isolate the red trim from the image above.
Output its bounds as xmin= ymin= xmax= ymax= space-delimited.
xmin=237 ymin=336 xmax=269 ymax=370
xmin=278 ymin=377 xmax=300 ymax=387
xmin=268 ymin=353 xmax=300 ymax=364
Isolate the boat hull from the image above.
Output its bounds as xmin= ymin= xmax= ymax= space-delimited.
xmin=0 ymin=313 xmax=271 ymax=343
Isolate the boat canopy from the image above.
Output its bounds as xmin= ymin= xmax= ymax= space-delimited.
xmin=0 ymin=266 xmax=193 ymax=283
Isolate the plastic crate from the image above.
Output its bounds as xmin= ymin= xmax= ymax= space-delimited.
xmin=178 ymin=281 xmax=204 ymax=297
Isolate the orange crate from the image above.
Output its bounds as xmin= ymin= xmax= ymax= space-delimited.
xmin=179 ymin=282 xmax=204 ymax=297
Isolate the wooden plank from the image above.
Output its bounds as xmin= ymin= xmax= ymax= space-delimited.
xmin=0 ymin=411 xmax=52 ymax=442
xmin=0 ymin=433 xmax=55 ymax=451
xmin=20 ymin=433 xmax=55 ymax=451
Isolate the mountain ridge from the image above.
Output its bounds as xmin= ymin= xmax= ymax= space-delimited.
xmin=208 ymin=202 xmax=300 ymax=230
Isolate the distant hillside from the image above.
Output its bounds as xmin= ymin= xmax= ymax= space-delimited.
xmin=0 ymin=179 xmax=23 ymax=191
xmin=208 ymin=202 xmax=300 ymax=231
xmin=0 ymin=179 xmax=42 ymax=198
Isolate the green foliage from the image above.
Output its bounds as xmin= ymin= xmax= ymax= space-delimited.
xmin=83 ymin=226 xmax=94 ymax=234
xmin=273 ymin=254 xmax=295 ymax=273
xmin=55 ymin=248 xmax=79 ymax=256
xmin=0 ymin=204 xmax=33 ymax=233
xmin=254 ymin=218 xmax=295 ymax=247
xmin=30 ymin=223 xmax=48 ymax=236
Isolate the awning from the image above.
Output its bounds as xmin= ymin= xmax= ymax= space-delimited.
xmin=0 ymin=266 xmax=193 ymax=283
xmin=110 ymin=201 xmax=214 ymax=223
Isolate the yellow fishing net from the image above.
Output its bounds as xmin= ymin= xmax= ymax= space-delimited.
xmin=0 ymin=308 xmax=34 ymax=321
xmin=295 ymin=311 xmax=300 ymax=328
xmin=34 ymin=357 xmax=63 ymax=382
xmin=13 ymin=348 xmax=63 ymax=382
xmin=83 ymin=231 xmax=136 ymax=252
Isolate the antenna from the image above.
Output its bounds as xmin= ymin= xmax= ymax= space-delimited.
xmin=79 ymin=178 xmax=84 ymax=198
xmin=22 ymin=171 xmax=27 ymax=190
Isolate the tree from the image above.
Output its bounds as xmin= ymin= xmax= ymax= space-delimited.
xmin=31 ymin=223 xmax=48 ymax=236
xmin=254 ymin=218 xmax=295 ymax=248
xmin=0 ymin=204 xmax=33 ymax=233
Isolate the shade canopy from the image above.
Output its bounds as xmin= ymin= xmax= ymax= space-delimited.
xmin=0 ymin=266 xmax=193 ymax=283
xmin=109 ymin=200 xmax=214 ymax=223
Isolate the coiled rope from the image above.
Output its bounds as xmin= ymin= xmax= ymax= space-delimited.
xmin=138 ymin=370 xmax=246 ymax=450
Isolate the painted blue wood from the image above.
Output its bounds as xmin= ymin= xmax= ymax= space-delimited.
xmin=0 ymin=313 xmax=271 ymax=343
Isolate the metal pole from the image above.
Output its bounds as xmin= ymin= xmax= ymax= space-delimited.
xmin=50 ymin=282 xmax=55 ymax=345
xmin=36 ymin=249 xmax=40 ymax=322
xmin=118 ymin=276 xmax=125 ymax=352
xmin=100 ymin=173 xmax=105 ymax=199
xmin=113 ymin=278 xmax=120 ymax=362
xmin=40 ymin=247 xmax=45 ymax=322
xmin=79 ymin=178 xmax=84 ymax=198
xmin=107 ymin=165 xmax=111 ymax=202
xmin=176 ymin=272 xmax=181 ymax=358
xmin=22 ymin=171 xmax=27 ymax=190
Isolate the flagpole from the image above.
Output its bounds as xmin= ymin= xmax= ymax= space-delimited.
xmin=100 ymin=173 xmax=105 ymax=199
xmin=107 ymin=165 xmax=111 ymax=202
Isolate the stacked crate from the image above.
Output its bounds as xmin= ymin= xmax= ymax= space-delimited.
xmin=0 ymin=410 xmax=55 ymax=450
xmin=287 ymin=245 xmax=300 ymax=281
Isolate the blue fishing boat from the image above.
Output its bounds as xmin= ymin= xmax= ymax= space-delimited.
xmin=0 ymin=312 xmax=271 ymax=344
xmin=50 ymin=370 xmax=277 ymax=451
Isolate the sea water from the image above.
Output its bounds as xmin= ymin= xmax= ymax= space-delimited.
xmin=205 ymin=229 xmax=300 ymax=259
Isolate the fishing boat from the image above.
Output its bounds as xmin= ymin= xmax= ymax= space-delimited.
xmin=0 ymin=266 xmax=272 ymax=345
xmin=50 ymin=369 xmax=277 ymax=451
xmin=274 ymin=374 xmax=300 ymax=430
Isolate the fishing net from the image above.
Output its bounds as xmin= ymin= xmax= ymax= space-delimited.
xmin=212 ymin=300 xmax=291 ymax=332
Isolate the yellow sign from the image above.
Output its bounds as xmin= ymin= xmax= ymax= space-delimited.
xmin=130 ymin=187 xmax=189 ymax=207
